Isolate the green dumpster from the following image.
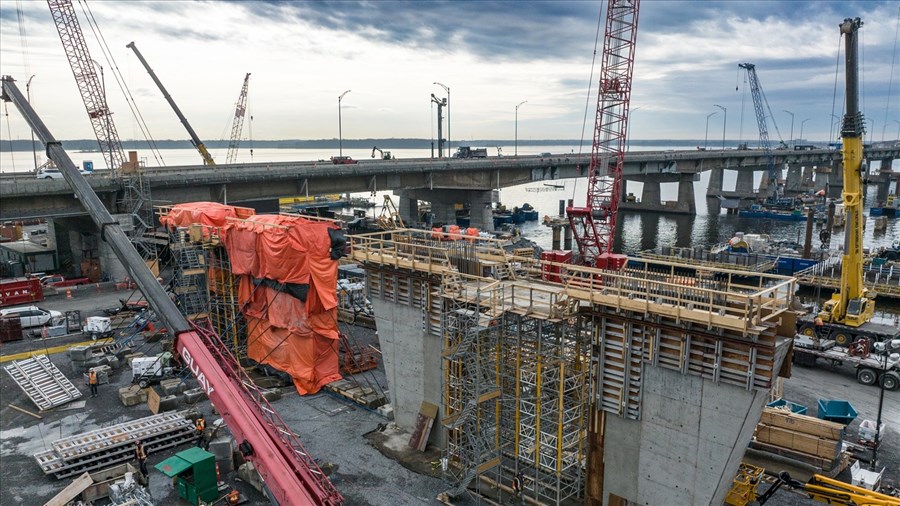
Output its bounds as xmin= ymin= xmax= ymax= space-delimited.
xmin=155 ymin=447 xmax=218 ymax=504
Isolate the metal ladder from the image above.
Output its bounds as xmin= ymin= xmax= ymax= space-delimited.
xmin=4 ymin=355 xmax=82 ymax=411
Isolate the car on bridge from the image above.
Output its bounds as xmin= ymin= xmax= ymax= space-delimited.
xmin=330 ymin=156 xmax=358 ymax=165
xmin=36 ymin=166 xmax=92 ymax=179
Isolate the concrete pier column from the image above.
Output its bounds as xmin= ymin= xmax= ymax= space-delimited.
xmin=641 ymin=180 xmax=661 ymax=206
xmin=735 ymin=170 xmax=755 ymax=195
xmin=707 ymin=167 xmax=724 ymax=194
xmin=99 ymin=239 xmax=129 ymax=282
xmin=801 ymin=165 xmax=815 ymax=191
xmin=828 ymin=159 xmax=843 ymax=199
xmin=397 ymin=192 xmax=419 ymax=226
xmin=784 ymin=163 xmax=802 ymax=195
xmin=467 ymin=191 xmax=496 ymax=231
xmin=814 ymin=167 xmax=830 ymax=193
xmin=621 ymin=179 xmax=630 ymax=203
xmin=677 ymin=175 xmax=696 ymax=214
xmin=429 ymin=201 xmax=459 ymax=227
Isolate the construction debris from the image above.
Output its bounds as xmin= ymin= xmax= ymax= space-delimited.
xmin=33 ymin=410 xmax=197 ymax=479
xmin=325 ymin=378 xmax=388 ymax=409
xmin=7 ymin=403 xmax=42 ymax=419
xmin=4 ymin=354 xmax=82 ymax=410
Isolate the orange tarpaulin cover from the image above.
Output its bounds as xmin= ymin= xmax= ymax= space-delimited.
xmin=160 ymin=202 xmax=253 ymax=240
xmin=227 ymin=214 xmax=342 ymax=394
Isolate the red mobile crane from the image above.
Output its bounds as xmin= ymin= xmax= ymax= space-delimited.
xmin=566 ymin=0 xmax=640 ymax=268
xmin=1 ymin=75 xmax=343 ymax=506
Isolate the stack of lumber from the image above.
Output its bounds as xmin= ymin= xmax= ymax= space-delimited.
xmin=751 ymin=407 xmax=847 ymax=473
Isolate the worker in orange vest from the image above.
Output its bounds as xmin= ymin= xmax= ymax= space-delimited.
xmin=195 ymin=416 xmax=206 ymax=447
xmin=88 ymin=369 xmax=99 ymax=398
xmin=135 ymin=440 xmax=148 ymax=477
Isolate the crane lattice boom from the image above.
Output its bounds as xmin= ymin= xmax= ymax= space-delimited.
xmin=47 ymin=0 xmax=125 ymax=172
xmin=566 ymin=0 xmax=640 ymax=266
xmin=738 ymin=63 xmax=779 ymax=200
xmin=226 ymin=73 xmax=250 ymax=164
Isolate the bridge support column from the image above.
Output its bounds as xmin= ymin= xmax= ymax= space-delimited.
xmin=735 ymin=170 xmax=755 ymax=195
xmin=707 ymin=167 xmax=724 ymax=193
xmin=784 ymin=163 xmax=802 ymax=196
xmin=397 ymin=189 xmax=498 ymax=231
xmin=814 ymin=167 xmax=830 ymax=193
xmin=875 ymin=158 xmax=894 ymax=203
xmin=397 ymin=194 xmax=419 ymax=226
xmin=641 ymin=180 xmax=661 ymax=206
xmin=677 ymin=174 xmax=696 ymax=214
xmin=828 ymin=159 xmax=843 ymax=199
xmin=801 ymin=165 xmax=815 ymax=192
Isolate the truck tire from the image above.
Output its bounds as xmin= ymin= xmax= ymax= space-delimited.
xmin=139 ymin=379 xmax=149 ymax=389
xmin=798 ymin=324 xmax=815 ymax=337
xmin=881 ymin=372 xmax=900 ymax=391
xmin=856 ymin=367 xmax=878 ymax=386
xmin=91 ymin=332 xmax=98 ymax=341
xmin=831 ymin=330 xmax=851 ymax=347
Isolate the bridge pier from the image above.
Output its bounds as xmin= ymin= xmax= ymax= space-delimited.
xmin=875 ymin=158 xmax=895 ymax=203
xmin=397 ymin=188 xmax=498 ymax=231
xmin=784 ymin=163 xmax=802 ymax=196
xmin=814 ymin=166 xmax=831 ymax=193
xmin=735 ymin=170 xmax=755 ymax=195
xmin=677 ymin=174 xmax=696 ymax=214
xmin=801 ymin=165 xmax=815 ymax=192
xmin=827 ymin=159 xmax=843 ymax=199
xmin=641 ymin=180 xmax=661 ymax=206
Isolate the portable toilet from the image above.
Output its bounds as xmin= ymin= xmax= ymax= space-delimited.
xmin=155 ymin=447 xmax=218 ymax=504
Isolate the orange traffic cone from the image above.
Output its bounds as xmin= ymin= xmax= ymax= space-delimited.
xmin=66 ymin=289 xmax=72 ymax=299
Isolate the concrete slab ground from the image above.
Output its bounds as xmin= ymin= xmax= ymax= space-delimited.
xmin=2 ymin=290 xmax=896 ymax=505
xmin=0 ymin=293 xmax=454 ymax=506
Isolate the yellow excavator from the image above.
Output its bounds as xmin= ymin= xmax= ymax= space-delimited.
xmin=726 ymin=463 xmax=900 ymax=506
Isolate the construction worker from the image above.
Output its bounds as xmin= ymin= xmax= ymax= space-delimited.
xmin=88 ymin=369 xmax=98 ymax=398
xmin=135 ymin=440 xmax=148 ymax=477
xmin=512 ymin=471 xmax=523 ymax=496
xmin=195 ymin=416 xmax=206 ymax=447
xmin=814 ymin=315 xmax=825 ymax=339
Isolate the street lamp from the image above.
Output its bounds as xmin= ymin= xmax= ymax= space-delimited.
xmin=783 ymin=110 xmax=794 ymax=145
xmin=26 ymin=75 xmax=37 ymax=172
xmin=704 ymin=111 xmax=718 ymax=150
xmin=434 ymin=82 xmax=449 ymax=157
xmin=338 ymin=90 xmax=351 ymax=157
xmin=515 ymin=100 xmax=527 ymax=156
xmin=714 ymin=104 xmax=727 ymax=149
xmin=799 ymin=118 xmax=811 ymax=142
xmin=626 ymin=106 xmax=642 ymax=152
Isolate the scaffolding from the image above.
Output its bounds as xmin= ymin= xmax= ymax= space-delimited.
xmin=206 ymin=244 xmax=246 ymax=360
xmin=168 ymin=228 xmax=209 ymax=319
xmin=349 ymin=228 xmax=797 ymax=504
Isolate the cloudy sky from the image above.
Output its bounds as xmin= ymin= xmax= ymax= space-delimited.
xmin=0 ymin=0 xmax=898 ymax=145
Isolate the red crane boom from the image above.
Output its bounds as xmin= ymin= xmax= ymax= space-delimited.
xmin=566 ymin=0 xmax=640 ymax=267
xmin=47 ymin=0 xmax=125 ymax=173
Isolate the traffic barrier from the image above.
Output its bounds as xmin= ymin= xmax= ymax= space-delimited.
xmin=66 ymin=289 xmax=72 ymax=299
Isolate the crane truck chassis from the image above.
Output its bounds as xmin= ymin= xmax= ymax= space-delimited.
xmin=1 ymin=75 xmax=343 ymax=506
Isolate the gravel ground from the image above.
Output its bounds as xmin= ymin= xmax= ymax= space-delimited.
xmin=1 ymin=289 xmax=897 ymax=505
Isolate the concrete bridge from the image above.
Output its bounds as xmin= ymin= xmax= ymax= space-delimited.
xmin=2 ymin=145 xmax=898 ymax=226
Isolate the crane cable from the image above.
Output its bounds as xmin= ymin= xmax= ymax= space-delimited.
xmin=571 ymin=0 xmax=606 ymax=207
xmin=828 ymin=31 xmax=844 ymax=145
xmin=77 ymin=0 xmax=166 ymax=166
xmin=882 ymin=6 xmax=899 ymax=142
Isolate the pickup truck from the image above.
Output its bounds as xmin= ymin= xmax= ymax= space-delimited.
xmin=330 ymin=156 xmax=358 ymax=165
xmin=40 ymin=275 xmax=91 ymax=288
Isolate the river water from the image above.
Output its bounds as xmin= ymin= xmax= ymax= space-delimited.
xmin=3 ymin=143 xmax=898 ymax=255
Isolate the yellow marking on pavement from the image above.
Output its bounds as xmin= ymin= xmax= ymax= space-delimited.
xmin=0 ymin=338 xmax=112 ymax=363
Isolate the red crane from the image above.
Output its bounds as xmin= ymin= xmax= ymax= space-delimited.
xmin=226 ymin=73 xmax=251 ymax=164
xmin=47 ymin=0 xmax=125 ymax=173
xmin=566 ymin=0 xmax=640 ymax=268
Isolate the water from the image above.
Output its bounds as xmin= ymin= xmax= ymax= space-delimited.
xmin=3 ymin=143 xmax=898 ymax=254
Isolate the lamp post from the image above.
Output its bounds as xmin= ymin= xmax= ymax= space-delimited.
xmin=704 ymin=111 xmax=718 ymax=150
xmin=783 ymin=109 xmax=794 ymax=145
xmin=26 ymin=75 xmax=37 ymax=172
xmin=515 ymin=100 xmax=527 ymax=156
xmin=434 ymin=82 xmax=449 ymax=157
xmin=714 ymin=104 xmax=727 ymax=149
xmin=338 ymin=90 xmax=351 ymax=157
xmin=626 ymin=106 xmax=641 ymax=152
xmin=799 ymin=118 xmax=811 ymax=142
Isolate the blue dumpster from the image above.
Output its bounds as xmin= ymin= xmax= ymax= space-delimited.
xmin=767 ymin=399 xmax=808 ymax=416
xmin=816 ymin=399 xmax=858 ymax=425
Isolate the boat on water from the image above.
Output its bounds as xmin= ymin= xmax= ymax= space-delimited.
xmin=869 ymin=195 xmax=899 ymax=217
xmin=738 ymin=204 xmax=807 ymax=221
xmin=639 ymin=232 xmax=821 ymax=276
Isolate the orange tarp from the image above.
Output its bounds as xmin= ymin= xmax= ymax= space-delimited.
xmin=245 ymin=317 xmax=340 ymax=395
xmin=160 ymin=202 xmax=253 ymax=240
xmin=227 ymin=214 xmax=343 ymax=395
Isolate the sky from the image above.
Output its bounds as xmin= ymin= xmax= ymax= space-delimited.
xmin=0 ymin=0 xmax=899 ymax=146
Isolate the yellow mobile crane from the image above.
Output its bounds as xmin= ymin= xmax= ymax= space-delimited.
xmin=127 ymin=41 xmax=215 ymax=166
xmin=797 ymin=18 xmax=900 ymax=350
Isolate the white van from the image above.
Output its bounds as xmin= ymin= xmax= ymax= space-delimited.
xmin=0 ymin=306 xmax=62 ymax=328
